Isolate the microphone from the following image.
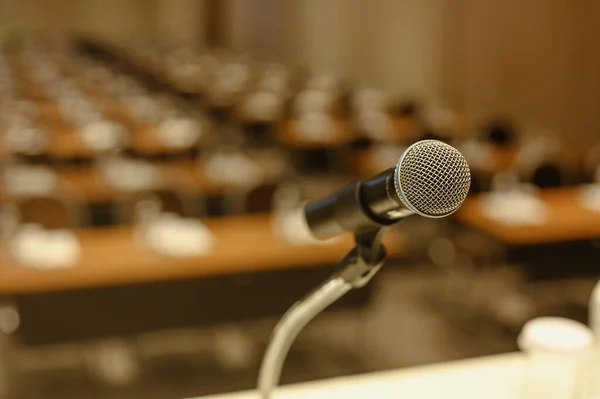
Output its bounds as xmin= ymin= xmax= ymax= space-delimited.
xmin=258 ymin=140 xmax=471 ymax=399
xmin=304 ymin=139 xmax=472 ymax=239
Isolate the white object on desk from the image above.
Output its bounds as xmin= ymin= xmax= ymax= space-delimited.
xmin=356 ymin=110 xmax=391 ymax=140
xmin=156 ymin=116 xmax=203 ymax=149
xmin=480 ymin=189 xmax=548 ymax=225
xmin=203 ymin=149 xmax=264 ymax=187
xmin=138 ymin=213 xmax=215 ymax=258
xmin=10 ymin=224 xmax=81 ymax=269
xmin=81 ymin=120 xmax=128 ymax=152
xmin=197 ymin=353 xmax=528 ymax=399
xmin=293 ymin=90 xmax=334 ymax=116
xmin=4 ymin=165 xmax=57 ymax=196
xmin=579 ymin=184 xmax=600 ymax=213
xmin=296 ymin=112 xmax=335 ymax=141
xmin=518 ymin=317 xmax=593 ymax=399
xmin=352 ymin=88 xmax=388 ymax=113
xmin=100 ymin=158 xmax=160 ymax=191
xmin=4 ymin=125 xmax=48 ymax=155
xmin=242 ymin=91 xmax=284 ymax=121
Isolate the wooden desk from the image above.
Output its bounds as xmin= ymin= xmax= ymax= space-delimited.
xmin=46 ymin=128 xmax=92 ymax=159
xmin=168 ymin=149 xmax=288 ymax=195
xmin=55 ymin=150 xmax=284 ymax=202
xmin=3 ymin=124 xmax=206 ymax=161
xmin=51 ymin=163 xmax=231 ymax=202
xmin=129 ymin=124 xmax=208 ymax=156
xmin=164 ymin=161 xmax=249 ymax=197
xmin=52 ymin=166 xmax=118 ymax=202
xmin=0 ymin=149 xmax=286 ymax=203
xmin=0 ymin=214 xmax=402 ymax=294
xmin=0 ymin=128 xmax=92 ymax=160
xmin=456 ymin=187 xmax=600 ymax=245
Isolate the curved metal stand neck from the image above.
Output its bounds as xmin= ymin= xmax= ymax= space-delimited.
xmin=257 ymin=228 xmax=387 ymax=399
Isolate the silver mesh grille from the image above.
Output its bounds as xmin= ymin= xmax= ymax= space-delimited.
xmin=395 ymin=140 xmax=471 ymax=217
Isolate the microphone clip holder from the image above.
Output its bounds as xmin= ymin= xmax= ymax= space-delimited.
xmin=336 ymin=228 xmax=386 ymax=288
xmin=257 ymin=227 xmax=387 ymax=399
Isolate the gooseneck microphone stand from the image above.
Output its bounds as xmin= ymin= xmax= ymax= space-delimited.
xmin=257 ymin=228 xmax=387 ymax=399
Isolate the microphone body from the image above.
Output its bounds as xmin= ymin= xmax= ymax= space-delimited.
xmin=304 ymin=140 xmax=472 ymax=240
xmin=304 ymin=168 xmax=411 ymax=240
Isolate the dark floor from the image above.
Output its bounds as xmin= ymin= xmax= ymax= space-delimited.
xmin=5 ymin=265 xmax=594 ymax=399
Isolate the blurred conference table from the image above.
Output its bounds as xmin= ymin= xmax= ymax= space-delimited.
xmin=456 ymin=187 xmax=600 ymax=245
xmin=0 ymin=214 xmax=403 ymax=345
xmin=455 ymin=186 xmax=600 ymax=279
xmin=198 ymin=352 xmax=527 ymax=399
xmin=0 ymin=214 xmax=403 ymax=295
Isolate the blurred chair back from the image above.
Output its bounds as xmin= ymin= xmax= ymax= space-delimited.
xmin=530 ymin=162 xmax=563 ymax=188
xmin=118 ymin=187 xmax=189 ymax=224
xmin=244 ymin=182 xmax=279 ymax=214
xmin=469 ymin=174 xmax=484 ymax=193
xmin=153 ymin=189 xmax=187 ymax=215
xmin=15 ymin=195 xmax=78 ymax=229
xmin=481 ymin=119 xmax=518 ymax=148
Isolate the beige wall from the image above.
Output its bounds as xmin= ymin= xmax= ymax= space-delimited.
xmin=263 ymin=0 xmax=600 ymax=141
xmin=3 ymin=1 xmax=599 ymax=141
xmin=156 ymin=0 xmax=207 ymax=47
xmin=0 ymin=0 xmax=205 ymax=46
xmin=441 ymin=0 xmax=600 ymax=141
xmin=221 ymin=0 xmax=443 ymax=103
xmin=75 ymin=0 xmax=157 ymax=42
xmin=0 ymin=0 xmax=75 ymax=37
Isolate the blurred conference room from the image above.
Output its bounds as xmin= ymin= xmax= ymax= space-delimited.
xmin=1 ymin=1 xmax=600 ymax=398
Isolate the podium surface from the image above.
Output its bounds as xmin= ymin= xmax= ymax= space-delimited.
xmin=196 ymin=353 xmax=527 ymax=399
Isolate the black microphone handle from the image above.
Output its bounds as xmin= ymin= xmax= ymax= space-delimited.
xmin=304 ymin=168 xmax=410 ymax=240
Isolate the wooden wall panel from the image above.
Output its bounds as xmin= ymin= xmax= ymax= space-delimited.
xmin=440 ymin=0 xmax=600 ymax=142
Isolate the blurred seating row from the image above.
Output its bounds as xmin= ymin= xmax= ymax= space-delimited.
xmin=72 ymin=40 xmax=600 ymax=185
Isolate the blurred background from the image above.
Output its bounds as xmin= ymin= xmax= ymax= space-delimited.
xmin=0 ymin=1 xmax=600 ymax=398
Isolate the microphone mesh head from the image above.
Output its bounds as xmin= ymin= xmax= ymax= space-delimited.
xmin=395 ymin=140 xmax=471 ymax=218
